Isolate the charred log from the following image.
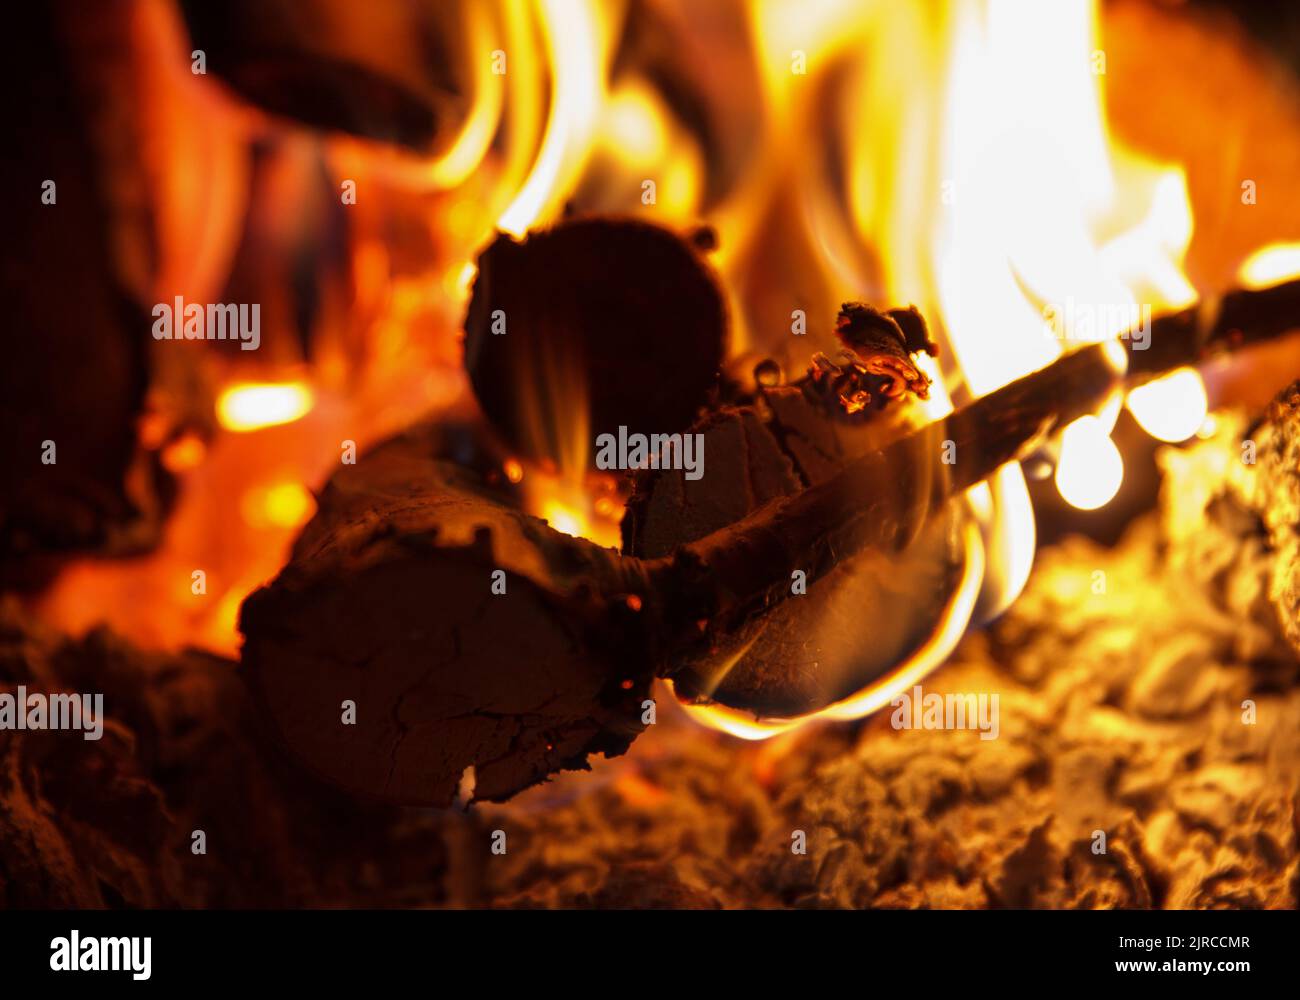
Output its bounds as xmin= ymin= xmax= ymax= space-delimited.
xmin=239 ymin=426 xmax=659 ymax=807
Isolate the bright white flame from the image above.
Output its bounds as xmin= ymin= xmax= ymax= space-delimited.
xmin=1055 ymin=415 xmax=1123 ymax=509
xmin=927 ymin=2 xmax=1196 ymax=526
xmin=1126 ymin=367 xmax=1208 ymax=442
xmin=928 ymin=0 xmax=1140 ymax=610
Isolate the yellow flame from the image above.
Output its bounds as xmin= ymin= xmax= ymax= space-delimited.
xmin=673 ymin=0 xmax=1205 ymax=737
xmin=497 ymin=0 xmax=608 ymax=235
xmin=216 ymin=382 xmax=314 ymax=432
xmin=593 ymin=82 xmax=704 ymax=222
xmin=536 ymin=489 xmax=620 ymax=549
xmin=421 ymin=2 xmax=507 ymax=189
xmin=929 ymin=4 xmax=1195 ymax=522
xmin=866 ymin=3 xmax=1197 ymax=521
xmin=1238 ymin=242 xmax=1300 ymax=289
xmin=540 ymin=499 xmax=586 ymax=539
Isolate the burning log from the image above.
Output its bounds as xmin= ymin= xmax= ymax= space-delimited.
xmin=1125 ymin=278 xmax=1300 ymax=387
xmin=243 ymin=217 xmax=1300 ymax=805
xmin=244 ymin=287 xmax=1300 ymax=804
xmin=240 ymin=430 xmax=659 ymax=807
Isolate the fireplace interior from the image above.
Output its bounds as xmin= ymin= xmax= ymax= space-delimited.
xmin=2 ymin=0 xmax=1300 ymax=910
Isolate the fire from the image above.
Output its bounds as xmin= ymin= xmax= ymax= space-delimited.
xmin=529 ymin=473 xmax=622 ymax=550
xmin=240 ymin=482 xmax=317 ymax=531
xmin=919 ymin=2 xmax=1197 ymax=551
xmin=658 ymin=0 xmax=1215 ymax=736
xmin=27 ymin=0 xmax=1300 ymax=739
xmin=540 ymin=499 xmax=587 ymax=541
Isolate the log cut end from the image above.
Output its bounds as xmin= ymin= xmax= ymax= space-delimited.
xmin=463 ymin=217 xmax=727 ymax=468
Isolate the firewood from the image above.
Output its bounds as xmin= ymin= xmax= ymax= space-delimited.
xmin=623 ymin=314 xmax=964 ymax=717
xmin=240 ymin=339 xmax=1125 ymax=803
xmin=1126 ymin=278 xmax=1300 ymax=386
xmin=240 ymin=424 xmax=659 ymax=807
xmin=244 ymin=231 xmax=1300 ymax=803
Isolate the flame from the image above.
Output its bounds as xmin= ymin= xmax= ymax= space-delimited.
xmin=675 ymin=0 xmax=1213 ymax=736
xmin=923 ymin=2 xmax=1197 ymax=537
xmin=528 ymin=471 xmax=622 ymax=550
xmin=1239 ymin=242 xmax=1300 ymax=289
xmin=592 ymin=81 xmax=704 ymax=222
xmin=241 ymin=482 xmax=317 ymax=530
xmin=497 ymin=0 xmax=609 ymax=235
xmin=1127 ymin=367 xmax=1209 ymax=443
xmin=216 ymin=382 xmax=315 ymax=432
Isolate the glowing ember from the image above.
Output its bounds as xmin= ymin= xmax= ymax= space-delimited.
xmin=216 ymin=383 xmax=314 ymax=432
